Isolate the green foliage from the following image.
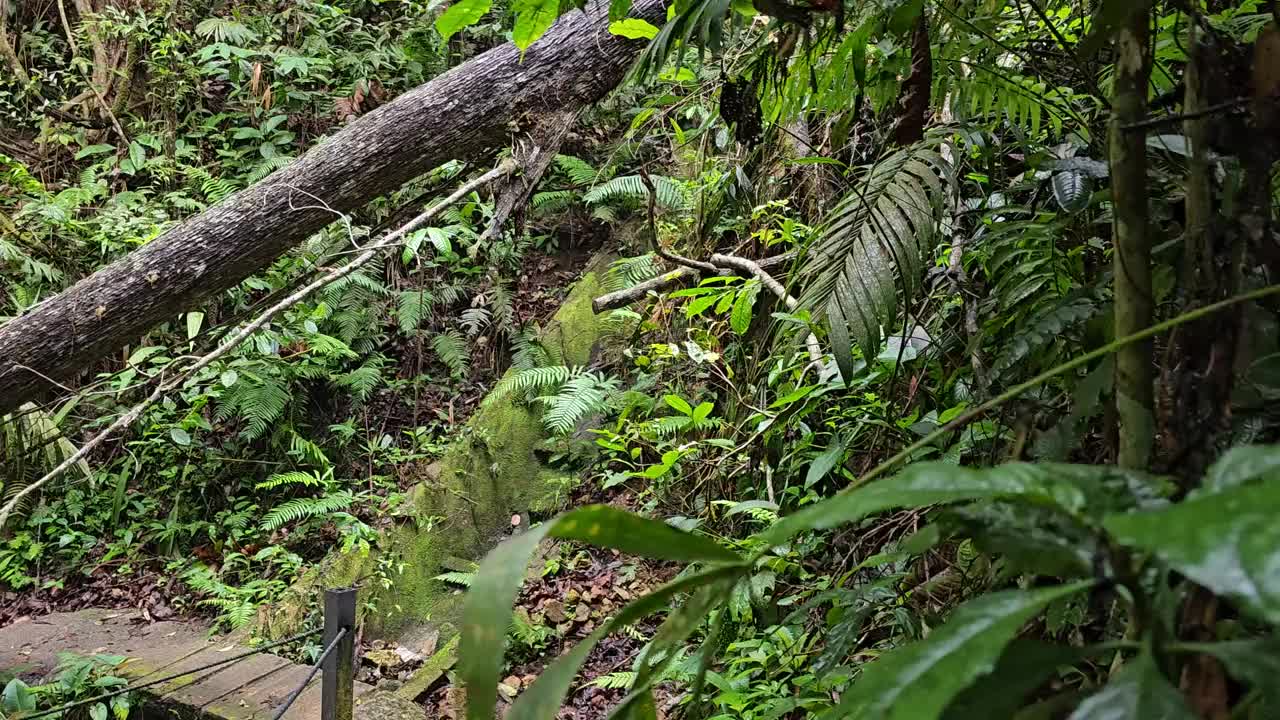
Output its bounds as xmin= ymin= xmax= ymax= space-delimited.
xmin=800 ymin=143 xmax=951 ymax=379
xmin=583 ymin=175 xmax=689 ymax=212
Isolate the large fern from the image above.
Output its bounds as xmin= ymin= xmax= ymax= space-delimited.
xmin=485 ymin=365 xmax=577 ymax=406
xmin=799 ymin=143 xmax=951 ymax=379
xmin=584 ymin=175 xmax=688 ymax=212
xmin=431 ymin=330 xmax=469 ymax=377
xmin=537 ymin=371 xmax=620 ymax=435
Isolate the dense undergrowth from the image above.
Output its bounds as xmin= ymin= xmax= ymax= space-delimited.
xmin=4 ymin=0 xmax=1280 ymax=718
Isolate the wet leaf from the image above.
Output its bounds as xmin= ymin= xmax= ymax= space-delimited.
xmin=1068 ymin=651 xmax=1195 ymax=720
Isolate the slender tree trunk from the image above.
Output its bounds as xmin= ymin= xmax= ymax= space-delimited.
xmin=0 ymin=0 xmax=663 ymax=415
xmin=1110 ymin=9 xmax=1154 ymax=470
xmin=0 ymin=0 xmax=29 ymax=86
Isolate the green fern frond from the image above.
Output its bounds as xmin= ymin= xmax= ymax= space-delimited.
xmin=485 ymin=365 xmax=577 ymax=406
xmin=532 ymin=190 xmax=576 ymax=214
xmin=460 ymin=307 xmax=491 ymax=336
xmin=604 ymin=254 xmax=660 ymax=292
xmin=246 ymin=156 xmax=295 ymax=184
xmin=397 ymin=289 xmax=435 ymax=335
xmin=255 ymin=470 xmax=324 ymax=490
xmin=536 ymin=371 xmax=619 ymax=435
xmin=583 ymin=175 xmax=688 ymax=211
xmin=260 ymin=491 xmax=354 ymax=531
xmin=431 ymin=330 xmax=469 ymax=377
xmin=800 ymin=143 xmax=951 ymax=379
xmin=434 ymin=571 xmax=475 ymax=587
xmin=554 ymin=155 xmax=598 ymax=186
xmin=588 ymin=671 xmax=637 ymax=690
xmin=335 ymin=358 xmax=384 ymax=402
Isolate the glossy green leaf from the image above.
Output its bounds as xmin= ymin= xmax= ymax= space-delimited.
xmin=507 ymin=566 xmax=746 ymax=720
xmin=75 ymin=144 xmax=115 ymax=160
xmin=170 ymin=427 xmax=192 ymax=446
xmin=436 ymin=0 xmax=493 ymax=41
xmin=1104 ymin=479 xmax=1280 ymax=624
xmin=805 ymin=436 xmax=846 ymax=488
xmin=2 ymin=679 xmax=36 ymax=713
xmin=1067 ymin=651 xmax=1194 ymax=720
xmin=462 ymin=506 xmax=740 ymax=720
xmin=608 ymin=18 xmax=658 ymax=39
xmin=1202 ymin=444 xmax=1280 ymax=491
xmin=512 ymin=0 xmax=560 ymax=52
xmin=943 ymin=640 xmax=1083 ymax=719
xmin=730 ymin=280 xmax=759 ymax=335
xmin=758 ymin=462 xmax=1108 ymax=549
xmin=832 ymin=583 xmax=1092 ymax=720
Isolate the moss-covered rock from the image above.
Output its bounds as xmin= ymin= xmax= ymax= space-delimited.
xmin=262 ymin=254 xmax=613 ymax=642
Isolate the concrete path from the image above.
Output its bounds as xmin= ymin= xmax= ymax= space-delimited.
xmin=0 ymin=609 xmax=423 ymax=719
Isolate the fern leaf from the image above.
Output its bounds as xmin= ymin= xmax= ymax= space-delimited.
xmin=255 ymin=470 xmax=323 ymax=490
xmin=583 ymin=175 xmax=688 ymax=211
xmin=485 ymin=365 xmax=576 ymax=406
xmin=554 ymin=155 xmax=598 ymax=186
xmin=397 ymin=290 xmax=435 ymax=335
xmin=431 ymin=330 xmax=469 ymax=377
xmin=261 ymin=491 xmax=354 ymax=531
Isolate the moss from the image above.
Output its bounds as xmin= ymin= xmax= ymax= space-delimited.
xmin=263 ymin=255 xmax=614 ymax=642
xmin=395 ymin=635 xmax=459 ymax=702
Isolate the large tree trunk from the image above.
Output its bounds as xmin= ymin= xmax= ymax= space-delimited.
xmin=0 ymin=0 xmax=660 ymax=414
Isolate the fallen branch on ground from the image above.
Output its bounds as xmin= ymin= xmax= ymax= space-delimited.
xmin=0 ymin=161 xmax=515 ymax=531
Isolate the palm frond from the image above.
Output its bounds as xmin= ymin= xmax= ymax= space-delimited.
xmin=800 ymin=143 xmax=951 ymax=379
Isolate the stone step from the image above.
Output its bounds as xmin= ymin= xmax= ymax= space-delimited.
xmin=0 ymin=609 xmax=422 ymax=719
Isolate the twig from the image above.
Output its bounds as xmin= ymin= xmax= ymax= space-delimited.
xmin=591 ymin=252 xmax=796 ymax=313
xmin=1122 ymin=96 xmax=1253 ymax=132
xmin=0 ymin=160 xmax=515 ymax=530
xmin=709 ymin=253 xmax=822 ymax=364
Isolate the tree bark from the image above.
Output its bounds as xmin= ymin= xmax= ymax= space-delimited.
xmin=1110 ymin=10 xmax=1154 ymax=470
xmin=0 ymin=0 xmax=662 ymax=415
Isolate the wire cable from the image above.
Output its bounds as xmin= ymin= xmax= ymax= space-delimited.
xmin=269 ymin=627 xmax=348 ymax=720
xmin=21 ymin=628 xmax=323 ymax=720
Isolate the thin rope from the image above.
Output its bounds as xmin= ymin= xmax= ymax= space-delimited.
xmin=269 ymin=626 xmax=349 ymax=720
xmin=20 ymin=629 xmax=323 ymax=720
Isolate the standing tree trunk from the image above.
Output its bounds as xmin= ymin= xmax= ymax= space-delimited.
xmin=0 ymin=0 xmax=663 ymax=415
xmin=0 ymin=0 xmax=29 ymax=86
xmin=1109 ymin=8 xmax=1154 ymax=470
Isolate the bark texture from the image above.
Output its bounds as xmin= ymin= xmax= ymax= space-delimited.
xmin=1110 ymin=11 xmax=1154 ymax=470
xmin=0 ymin=0 xmax=661 ymax=414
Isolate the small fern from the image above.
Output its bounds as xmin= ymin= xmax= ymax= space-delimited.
xmin=485 ymin=365 xmax=577 ymax=406
xmin=431 ymin=330 xmax=469 ymax=377
xmin=217 ymin=373 xmax=291 ymax=440
xmin=261 ymin=491 xmax=354 ymax=531
xmin=554 ymin=154 xmax=599 ymax=186
xmin=588 ymin=671 xmax=637 ymax=690
xmin=255 ymin=470 xmax=325 ymax=491
xmin=397 ymin=290 xmax=435 ymax=335
xmin=434 ymin=570 xmax=475 ymax=587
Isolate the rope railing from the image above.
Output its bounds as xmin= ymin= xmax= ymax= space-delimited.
xmin=21 ymin=629 xmax=323 ymax=720
xmin=20 ymin=587 xmax=360 ymax=720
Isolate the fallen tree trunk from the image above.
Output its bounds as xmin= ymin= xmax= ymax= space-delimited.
xmin=0 ymin=0 xmax=661 ymax=414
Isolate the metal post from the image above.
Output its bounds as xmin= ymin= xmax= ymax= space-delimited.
xmin=322 ymin=588 xmax=357 ymax=720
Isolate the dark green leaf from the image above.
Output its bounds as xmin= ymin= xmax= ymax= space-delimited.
xmin=834 ymin=583 xmax=1094 ymax=720
xmin=758 ymin=462 xmax=1113 ymax=549
xmin=1104 ymin=479 xmax=1280 ymax=624
xmin=1067 ymin=651 xmax=1195 ymax=720
xmin=943 ymin=640 xmax=1083 ymax=720
xmin=549 ymin=505 xmax=739 ymax=563
xmin=512 ymin=0 xmax=561 ymax=52
xmin=805 ymin=436 xmax=846 ymax=488
xmin=730 ymin=280 xmax=759 ymax=335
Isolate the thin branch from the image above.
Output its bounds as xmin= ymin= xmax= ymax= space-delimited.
xmin=591 ymin=252 xmax=796 ymax=313
xmin=0 ymin=160 xmax=515 ymax=530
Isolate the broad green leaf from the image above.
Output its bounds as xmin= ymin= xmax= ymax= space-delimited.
xmin=2 ymin=679 xmax=35 ymax=713
xmin=462 ymin=506 xmax=740 ymax=720
xmin=1105 ymin=479 xmax=1280 ymax=624
xmin=127 ymin=345 xmax=166 ymax=366
xmin=805 ymin=436 xmax=846 ymax=488
xmin=664 ymin=394 xmax=693 ymax=416
xmin=1202 ymin=444 xmax=1280 ymax=491
xmin=129 ymin=142 xmax=146 ymax=171
xmin=834 ymin=583 xmax=1093 ymax=720
xmin=75 ymin=144 xmax=116 ymax=160
xmin=462 ymin=527 xmax=549 ymax=720
xmin=186 ymin=311 xmax=204 ymax=339
xmin=221 ymin=370 xmax=238 ymax=387
xmin=943 ymin=640 xmax=1083 ymax=719
xmin=507 ymin=566 xmax=746 ymax=720
xmin=512 ymin=0 xmax=559 ymax=52
xmin=730 ymin=280 xmax=759 ymax=335
xmin=758 ymin=462 xmax=1107 ymax=549
xmin=169 ymin=427 xmax=192 ymax=446
xmin=436 ymin=0 xmax=493 ymax=42
xmin=90 ymin=703 xmax=109 ymax=720
xmin=608 ymin=18 xmax=658 ymax=39
xmin=1068 ymin=651 xmax=1194 ymax=720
